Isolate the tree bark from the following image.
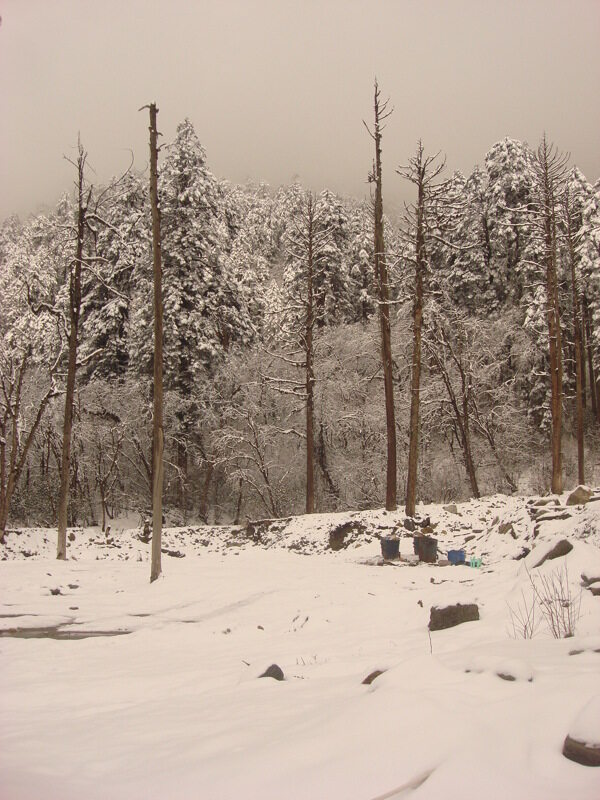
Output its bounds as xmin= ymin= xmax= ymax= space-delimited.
xmin=406 ymin=148 xmax=426 ymax=517
xmin=539 ymin=140 xmax=563 ymax=494
xmin=566 ymin=195 xmax=585 ymax=484
xmin=57 ymin=144 xmax=87 ymax=560
xmin=148 ymin=103 xmax=164 ymax=583
xmin=305 ymin=194 xmax=315 ymax=514
xmin=371 ymin=82 xmax=396 ymax=511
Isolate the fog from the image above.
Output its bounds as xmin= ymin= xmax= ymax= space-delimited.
xmin=1 ymin=0 xmax=598 ymax=219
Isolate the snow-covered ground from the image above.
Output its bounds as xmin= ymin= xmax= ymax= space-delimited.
xmin=2 ymin=493 xmax=600 ymax=799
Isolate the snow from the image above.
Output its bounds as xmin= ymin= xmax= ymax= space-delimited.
xmin=1 ymin=492 xmax=600 ymax=799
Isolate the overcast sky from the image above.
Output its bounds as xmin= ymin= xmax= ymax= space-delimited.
xmin=1 ymin=0 xmax=599 ymax=220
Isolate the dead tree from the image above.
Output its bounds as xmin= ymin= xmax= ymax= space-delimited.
xmin=563 ymin=186 xmax=585 ymax=483
xmin=57 ymin=141 xmax=91 ymax=559
xmin=264 ymin=192 xmax=332 ymax=513
xmin=146 ymin=102 xmax=164 ymax=583
xmin=365 ymin=80 xmax=396 ymax=510
xmin=397 ymin=143 xmax=446 ymax=516
xmin=533 ymin=137 xmax=568 ymax=494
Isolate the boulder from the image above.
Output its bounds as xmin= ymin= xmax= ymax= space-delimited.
xmin=563 ymin=736 xmax=600 ymax=766
xmin=429 ymin=603 xmax=479 ymax=631
xmin=562 ymin=696 xmax=600 ymax=766
xmin=498 ymin=522 xmax=516 ymax=539
xmin=259 ymin=664 xmax=285 ymax=681
xmin=534 ymin=496 xmax=560 ymax=507
xmin=566 ymin=485 xmax=593 ymax=506
xmin=532 ymin=538 xmax=573 ymax=568
xmin=329 ymin=520 xmax=366 ymax=551
xmin=403 ymin=518 xmax=416 ymax=532
xmin=443 ymin=504 xmax=458 ymax=514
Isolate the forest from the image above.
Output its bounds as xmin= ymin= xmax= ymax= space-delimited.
xmin=1 ymin=98 xmax=599 ymax=539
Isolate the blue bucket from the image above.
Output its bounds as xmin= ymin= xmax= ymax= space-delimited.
xmin=447 ymin=549 xmax=466 ymax=565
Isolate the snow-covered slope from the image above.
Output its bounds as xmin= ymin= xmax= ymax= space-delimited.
xmin=1 ymin=492 xmax=599 ymax=799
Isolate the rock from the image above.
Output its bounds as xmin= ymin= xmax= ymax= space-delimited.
xmin=563 ymin=736 xmax=600 ymax=766
xmin=563 ymin=696 xmax=600 ymax=766
xmin=329 ymin=520 xmax=366 ymax=551
xmin=362 ymin=669 xmax=386 ymax=685
xmin=566 ymin=485 xmax=593 ymax=506
xmin=403 ymin=518 xmax=416 ymax=532
xmin=259 ymin=664 xmax=285 ymax=681
xmin=534 ymin=511 xmax=572 ymax=522
xmin=534 ymin=496 xmax=560 ymax=507
xmin=514 ymin=547 xmax=531 ymax=560
xmin=443 ymin=504 xmax=458 ymax=514
xmin=161 ymin=548 xmax=185 ymax=558
xmin=417 ymin=516 xmax=431 ymax=528
xmin=532 ymin=538 xmax=573 ymax=568
xmin=581 ymin=574 xmax=600 ymax=587
xmin=498 ymin=522 xmax=517 ymax=539
xmin=429 ymin=603 xmax=479 ymax=631
xmin=68 ymin=532 xmax=76 ymax=542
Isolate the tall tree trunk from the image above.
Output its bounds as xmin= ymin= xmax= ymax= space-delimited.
xmin=406 ymin=150 xmax=426 ymax=517
xmin=371 ymin=82 xmax=396 ymax=511
xmin=148 ymin=103 xmax=164 ymax=583
xmin=539 ymin=140 xmax=563 ymax=494
xmin=57 ymin=143 xmax=87 ymax=560
xmin=566 ymin=196 xmax=585 ymax=484
xmin=305 ymin=195 xmax=315 ymax=514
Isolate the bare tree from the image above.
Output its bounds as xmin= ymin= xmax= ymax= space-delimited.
xmin=57 ymin=141 xmax=91 ymax=559
xmin=365 ymin=80 xmax=396 ymax=510
xmin=0 ymin=350 xmax=61 ymax=538
xmin=265 ymin=191 xmax=332 ymax=514
xmin=533 ymin=137 xmax=568 ymax=494
xmin=563 ymin=186 xmax=585 ymax=483
xmin=424 ymin=318 xmax=480 ymax=498
xmin=146 ymin=103 xmax=164 ymax=583
xmin=397 ymin=143 xmax=446 ymax=516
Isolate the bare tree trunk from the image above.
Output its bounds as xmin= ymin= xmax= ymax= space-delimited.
xmin=538 ymin=138 xmax=563 ymax=494
xmin=565 ymin=192 xmax=585 ymax=484
xmin=148 ymin=103 xmax=164 ymax=583
xmin=57 ymin=143 xmax=87 ymax=560
xmin=406 ymin=147 xmax=426 ymax=517
xmin=369 ymin=81 xmax=396 ymax=511
xmin=305 ymin=195 xmax=315 ymax=514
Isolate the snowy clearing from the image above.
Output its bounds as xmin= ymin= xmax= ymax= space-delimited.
xmin=2 ymin=493 xmax=600 ymax=799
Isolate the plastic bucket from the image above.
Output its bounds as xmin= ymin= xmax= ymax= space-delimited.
xmin=414 ymin=536 xmax=438 ymax=563
xmin=448 ymin=549 xmax=466 ymax=565
xmin=381 ymin=537 xmax=400 ymax=560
